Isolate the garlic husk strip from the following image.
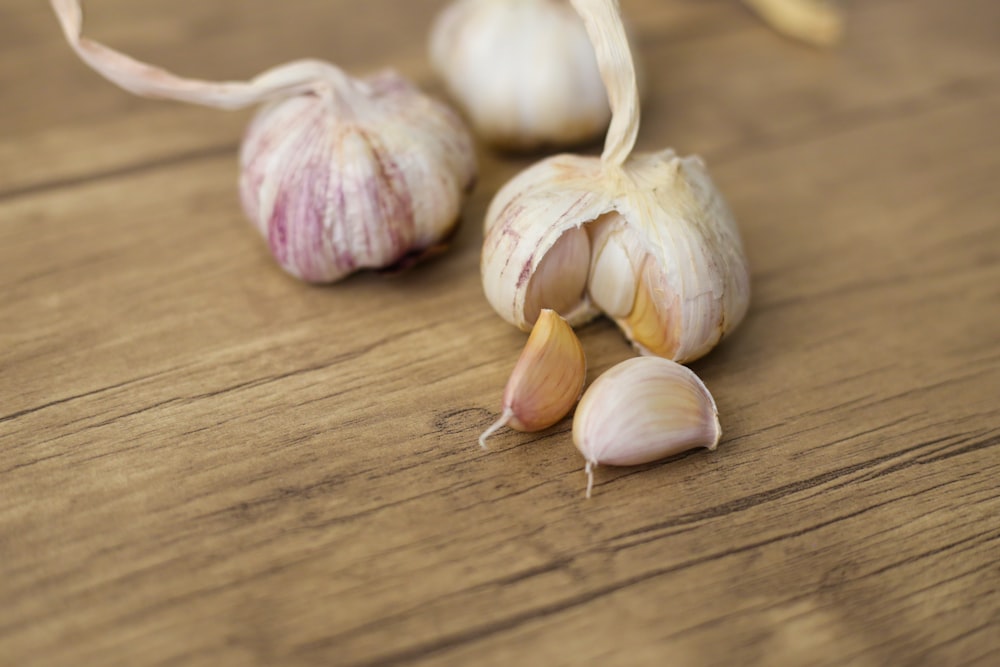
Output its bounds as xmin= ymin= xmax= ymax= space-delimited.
xmin=52 ymin=0 xmax=363 ymax=110
xmin=743 ymin=0 xmax=844 ymax=47
xmin=480 ymin=309 xmax=587 ymax=448
xmin=569 ymin=0 xmax=639 ymax=167
xmin=572 ymin=356 xmax=721 ymax=497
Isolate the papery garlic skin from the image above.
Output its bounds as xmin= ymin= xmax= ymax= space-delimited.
xmin=572 ymin=356 xmax=721 ymax=497
xmin=430 ymin=0 xmax=610 ymax=150
xmin=240 ymin=72 xmax=476 ymax=282
xmin=481 ymin=150 xmax=750 ymax=363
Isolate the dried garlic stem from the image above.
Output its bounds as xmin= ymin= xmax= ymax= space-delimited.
xmin=743 ymin=0 xmax=844 ymax=47
xmin=569 ymin=0 xmax=639 ymax=167
xmin=51 ymin=0 xmax=362 ymax=109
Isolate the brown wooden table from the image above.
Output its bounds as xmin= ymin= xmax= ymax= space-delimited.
xmin=2 ymin=1 xmax=998 ymax=665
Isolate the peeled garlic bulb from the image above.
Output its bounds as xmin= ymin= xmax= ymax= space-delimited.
xmin=430 ymin=0 xmax=611 ymax=150
xmin=480 ymin=309 xmax=586 ymax=448
xmin=480 ymin=0 xmax=750 ymax=363
xmin=53 ymin=0 xmax=476 ymax=283
xmin=572 ymin=356 xmax=721 ymax=498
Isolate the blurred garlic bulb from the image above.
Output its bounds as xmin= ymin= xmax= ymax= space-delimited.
xmin=743 ymin=0 xmax=844 ymax=47
xmin=430 ymin=0 xmax=611 ymax=150
xmin=52 ymin=0 xmax=476 ymax=283
xmin=481 ymin=0 xmax=750 ymax=364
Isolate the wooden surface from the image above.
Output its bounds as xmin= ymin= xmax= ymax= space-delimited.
xmin=2 ymin=1 xmax=998 ymax=665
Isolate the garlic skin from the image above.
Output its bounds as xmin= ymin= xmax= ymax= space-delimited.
xmin=480 ymin=309 xmax=586 ymax=448
xmin=52 ymin=0 xmax=477 ymax=283
xmin=481 ymin=150 xmax=750 ymax=362
xmin=430 ymin=0 xmax=610 ymax=150
xmin=239 ymin=72 xmax=476 ymax=282
xmin=572 ymin=356 xmax=721 ymax=497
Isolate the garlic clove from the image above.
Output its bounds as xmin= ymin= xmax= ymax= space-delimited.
xmin=572 ymin=356 xmax=721 ymax=498
xmin=523 ymin=226 xmax=592 ymax=327
xmin=430 ymin=0 xmax=612 ymax=150
xmin=586 ymin=211 xmax=640 ymax=318
xmin=618 ymin=256 xmax=681 ymax=359
xmin=480 ymin=309 xmax=587 ymax=448
xmin=481 ymin=154 xmax=607 ymax=330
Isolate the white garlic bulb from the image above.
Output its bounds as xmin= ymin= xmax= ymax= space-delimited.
xmin=52 ymin=0 xmax=477 ymax=283
xmin=430 ymin=0 xmax=611 ymax=150
xmin=481 ymin=0 xmax=750 ymax=363
xmin=572 ymin=356 xmax=720 ymax=498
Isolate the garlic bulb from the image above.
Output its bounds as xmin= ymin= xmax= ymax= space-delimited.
xmin=573 ymin=356 xmax=720 ymax=498
xmin=430 ymin=0 xmax=611 ymax=150
xmin=481 ymin=0 xmax=750 ymax=364
xmin=52 ymin=0 xmax=477 ymax=283
xmin=479 ymin=309 xmax=586 ymax=448
xmin=743 ymin=0 xmax=844 ymax=47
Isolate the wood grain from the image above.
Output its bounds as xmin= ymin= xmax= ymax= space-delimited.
xmin=1 ymin=0 xmax=998 ymax=665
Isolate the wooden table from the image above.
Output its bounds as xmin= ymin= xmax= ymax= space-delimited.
xmin=2 ymin=1 xmax=998 ymax=665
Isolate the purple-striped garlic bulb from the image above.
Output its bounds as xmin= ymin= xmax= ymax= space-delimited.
xmin=52 ymin=0 xmax=477 ymax=283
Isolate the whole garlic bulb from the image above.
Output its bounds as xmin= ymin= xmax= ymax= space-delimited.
xmin=430 ymin=0 xmax=611 ymax=150
xmin=481 ymin=0 xmax=750 ymax=363
xmin=52 ymin=0 xmax=477 ymax=283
